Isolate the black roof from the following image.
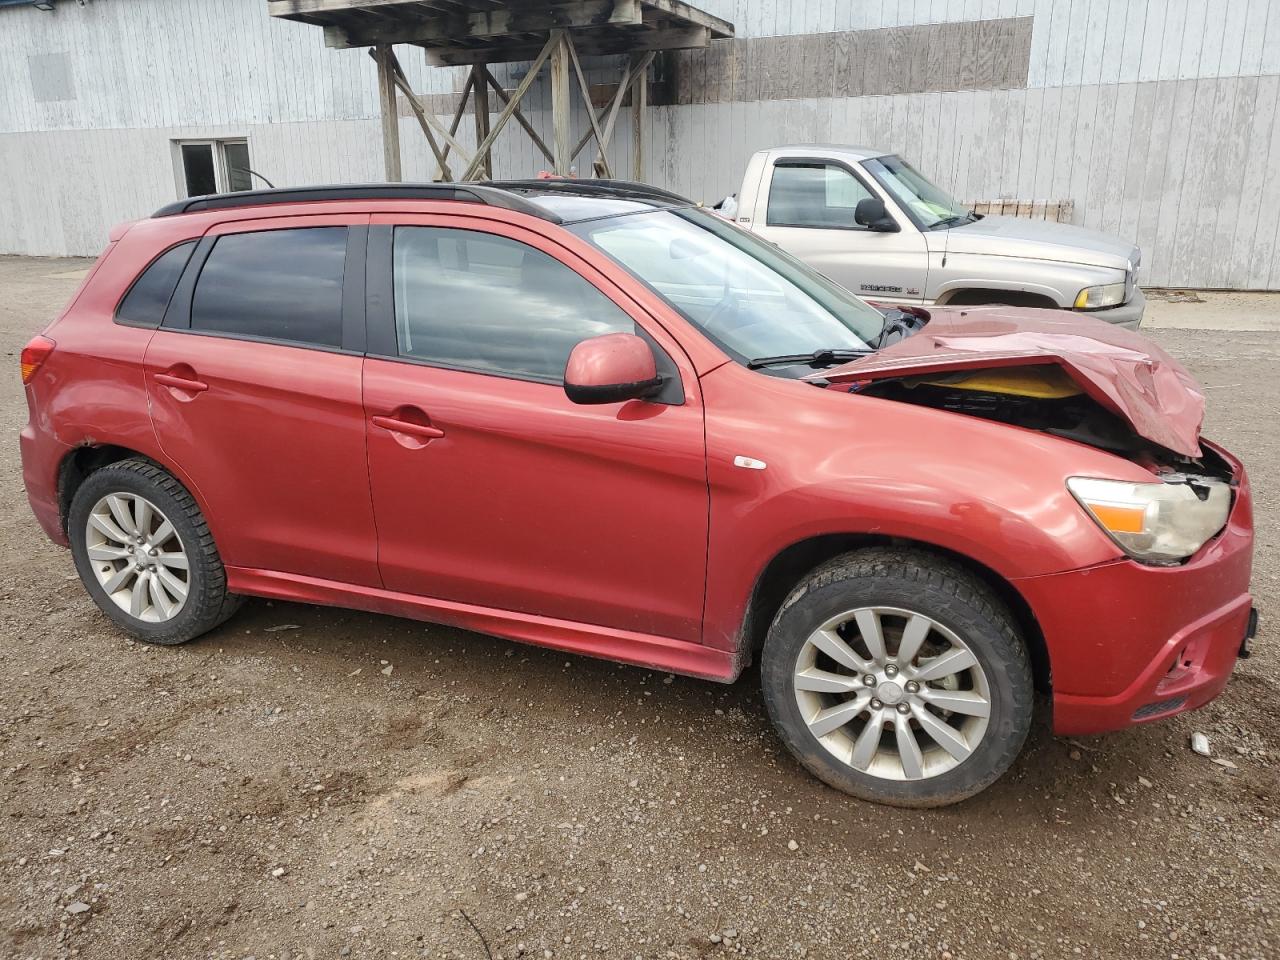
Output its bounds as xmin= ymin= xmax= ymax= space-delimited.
xmin=151 ymin=179 xmax=693 ymax=224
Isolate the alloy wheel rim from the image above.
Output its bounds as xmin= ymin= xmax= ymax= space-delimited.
xmin=85 ymin=493 xmax=190 ymax=623
xmin=792 ymin=606 xmax=991 ymax=781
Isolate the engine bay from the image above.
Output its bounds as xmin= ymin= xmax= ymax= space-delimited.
xmin=854 ymin=365 xmax=1235 ymax=483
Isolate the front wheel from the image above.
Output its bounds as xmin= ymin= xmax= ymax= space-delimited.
xmin=760 ymin=548 xmax=1033 ymax=807
xmin=68 ymin=458 xmax=240 ymax=645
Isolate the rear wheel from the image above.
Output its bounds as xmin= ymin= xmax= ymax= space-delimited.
xmin=68 ymin=459 xmax=240 ymax=645
xmin=760 ymin=548 xmax=1033 ymax=807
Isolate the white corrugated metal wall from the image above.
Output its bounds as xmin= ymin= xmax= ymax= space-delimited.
xmin=1 ymin=0 xmax=1278 ymax=289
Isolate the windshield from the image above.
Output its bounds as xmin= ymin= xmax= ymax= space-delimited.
xmin=568 ymin=208 xmax=884 ymax=364
xmin=864 ymin=155 xmax=971 ymax=229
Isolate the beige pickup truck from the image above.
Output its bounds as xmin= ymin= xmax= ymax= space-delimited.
xmin=727 ymin=144 xmax=1144 ymax=329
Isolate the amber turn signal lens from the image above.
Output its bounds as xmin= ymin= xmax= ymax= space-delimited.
xmin=1087 ymin=502 xmax=1146 ymax=534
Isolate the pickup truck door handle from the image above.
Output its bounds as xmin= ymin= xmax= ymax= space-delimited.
xmin=154 ymin=371 xmax=209 ymax=393
xmin=371 ymin=414 xmax=445 ymax=440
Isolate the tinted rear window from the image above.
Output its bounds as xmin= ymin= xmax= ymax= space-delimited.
xmin=116 ymin=241 xmax=196 ymax=327
xmin=191 ymin=227 xmax=347 ymax=347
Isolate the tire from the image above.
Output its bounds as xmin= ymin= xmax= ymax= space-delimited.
xmin=760 ymin=547 xmax=1033 ymax=808
xmin=68 ymin=458 xmax=240 ymax=645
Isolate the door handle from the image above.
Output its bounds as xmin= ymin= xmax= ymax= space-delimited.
xmin=155 ymin=372 xmax=208 ymax=393
xmin=371 ymin=415 xmax=445 ymax=439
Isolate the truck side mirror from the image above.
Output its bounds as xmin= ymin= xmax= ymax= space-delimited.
xmin=855 ymin=198 xmax=899 ymax=233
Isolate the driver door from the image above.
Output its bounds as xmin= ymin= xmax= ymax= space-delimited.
xmin=752 ymin=159 xmax=929 ymax=304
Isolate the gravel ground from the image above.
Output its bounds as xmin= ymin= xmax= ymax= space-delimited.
xmin=1 ymin=255 xmax=1276 ymax=960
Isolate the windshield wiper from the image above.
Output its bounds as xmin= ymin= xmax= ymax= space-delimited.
xmin=747 ymin=348 xmax=870 ymax=370
xmin=931 ymin=210 xmax=977 ymax=230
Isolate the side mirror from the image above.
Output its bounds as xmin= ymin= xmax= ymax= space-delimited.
xmin=564 ymin=332 xmax=663 ymax=405
xmin=854 ymin=197 xmax=900 ymax=232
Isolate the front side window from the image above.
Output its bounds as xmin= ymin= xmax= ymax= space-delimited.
xmin=392 ymin=227 xmax=634 ymax=382
xmin=571 ymin=208 xmax=884 ymax=365
xmin=766 ymin=163 xmax=874 ymax=229
xmin=116 ymin=241 xmax=196 ymax=327
xmin=190 ymin=227 xmax=347 ymax=347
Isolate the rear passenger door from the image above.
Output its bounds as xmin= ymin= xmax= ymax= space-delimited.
xmin=361 ymin=214 xmax=709 ymax=642
xmin=144 ymin=214 xmax=380 ymax=586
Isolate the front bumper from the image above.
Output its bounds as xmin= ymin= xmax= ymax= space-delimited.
xmin=1085 ymin=286 xmax=1146 ymax=330
xmin=1014 ymin=443 xmax=1254 ymax=735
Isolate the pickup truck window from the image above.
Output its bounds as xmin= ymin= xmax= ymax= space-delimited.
xmin=571 ymin=208 xmax=883 ymax=365
xmin=766 ymin=162 xmax=873 ymax=229
xmin=863 ymin=155 xmax=973 ymax=229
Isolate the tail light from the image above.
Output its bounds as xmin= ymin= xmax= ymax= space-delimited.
xmin=20 ymin=335 xmax=55 ymax=384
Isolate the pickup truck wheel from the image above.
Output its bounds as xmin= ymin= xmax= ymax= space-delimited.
xmin=760 ymin=548 xmax=1033 ymax=807
xmin=68 ymin=459 xmax=240 ymax=645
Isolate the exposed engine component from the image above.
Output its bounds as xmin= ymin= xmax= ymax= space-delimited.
xmin=856 ymin=365 xmax=1234 ymax=482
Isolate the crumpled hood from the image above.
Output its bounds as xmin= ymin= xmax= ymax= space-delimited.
xmin=815 ymin=306 xmax=1205 ymax=457
xmin=926 ymin=215 xmax=1140 ymax=272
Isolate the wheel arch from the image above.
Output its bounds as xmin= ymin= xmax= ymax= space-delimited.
xmin=57 ymin=444 xmax=210 ymax=541
xmin=739 ymin=533 xmax=1051 ymax=693
xmin=934 ymin=287 xmax=1061 ymax=309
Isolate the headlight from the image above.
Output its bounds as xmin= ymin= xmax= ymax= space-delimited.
xmin=1067 ymin=476 xmax=1231 ymax=564
xmin=1073 ymin=282 xmax=1127 ymax=310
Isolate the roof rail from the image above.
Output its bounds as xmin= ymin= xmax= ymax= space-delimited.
xmin=151 ymin=183 xmax=562 ymax=223
xmin=488 ymin=178 xmax=693 ymax=206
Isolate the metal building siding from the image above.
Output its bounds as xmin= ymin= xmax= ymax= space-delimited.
xmin=1 ymin=0 xmax=1279 ymax=288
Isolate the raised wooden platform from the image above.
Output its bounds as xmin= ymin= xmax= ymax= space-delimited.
xmin=267 ymin=1 xmax=734 ymax=183
xmin=268 ymin=0 xmax=732 ymax=63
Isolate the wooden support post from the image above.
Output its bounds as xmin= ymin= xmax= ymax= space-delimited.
xmin=481 ymin=66 xmax=555 ymax=165
xmin=471 ymin=65 xmax=491 ymax=179
xmin=374 ymin=44 xmax=402 ymax=182
xmin=570 ymin=57 xmax=634 ymax=161
xmin=461 ymin=32 xmax=559 ymax=180
xmin=392 ymin=72 xmax=455 ymax=180
xmin=631 ymin=52 xmax=647 ymax=181
xmin=388 ymin=58 xmax=475 ymax=167
xmin=564 ymin=32 xmax=612 ymax=178
xmin=550 ymin=30 xmax=571 ymax=175
xmin=437 ymin=70 xmax=475 ymax=177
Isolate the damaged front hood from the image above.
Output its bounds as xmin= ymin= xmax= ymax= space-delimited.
xmin=816 ymin=306 xmax=1205 ymax=457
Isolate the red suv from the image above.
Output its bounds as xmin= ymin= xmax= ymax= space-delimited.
xmin=20 ymin=181 xmax=1256 ymax=806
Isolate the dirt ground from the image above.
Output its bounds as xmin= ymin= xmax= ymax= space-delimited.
xmin=1 ymin=255 xmax=1276 ymax=960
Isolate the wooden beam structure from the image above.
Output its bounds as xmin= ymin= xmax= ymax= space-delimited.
xmin=321 ymin=0 xmax=644 ymax=50
xmin=549 ymin=30 xmax=571 ymax=175
xmin=266 ymin=0 xmax=733 ymax=184
xmin=373 ymin=43 xmax=400 ymax=182
xmin=480 ymin=66 xmax=556 ymax=166
xmin=470 ymin=66 xmax=491 ymax=179
xmin=423 ymin=26 xmax=709 ymax=66
xmin=631 ymin=50 xmax=646 ymax=180
xmin=435 ymin=70 xmax=476 ymax=180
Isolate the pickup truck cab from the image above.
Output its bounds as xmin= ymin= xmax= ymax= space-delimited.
xmin=733 ymin=145 xmax=1145 ymax=328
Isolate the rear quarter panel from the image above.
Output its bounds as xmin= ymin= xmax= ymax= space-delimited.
xmin=30 ymin=218 xmax=211 ymax=534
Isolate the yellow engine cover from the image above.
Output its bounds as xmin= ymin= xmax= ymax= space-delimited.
xmin=922 ymin=366 xmax=1083 ymax=399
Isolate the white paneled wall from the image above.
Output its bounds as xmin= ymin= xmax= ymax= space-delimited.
xmin=1 ymin=0 xmax=1279 ymax=288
